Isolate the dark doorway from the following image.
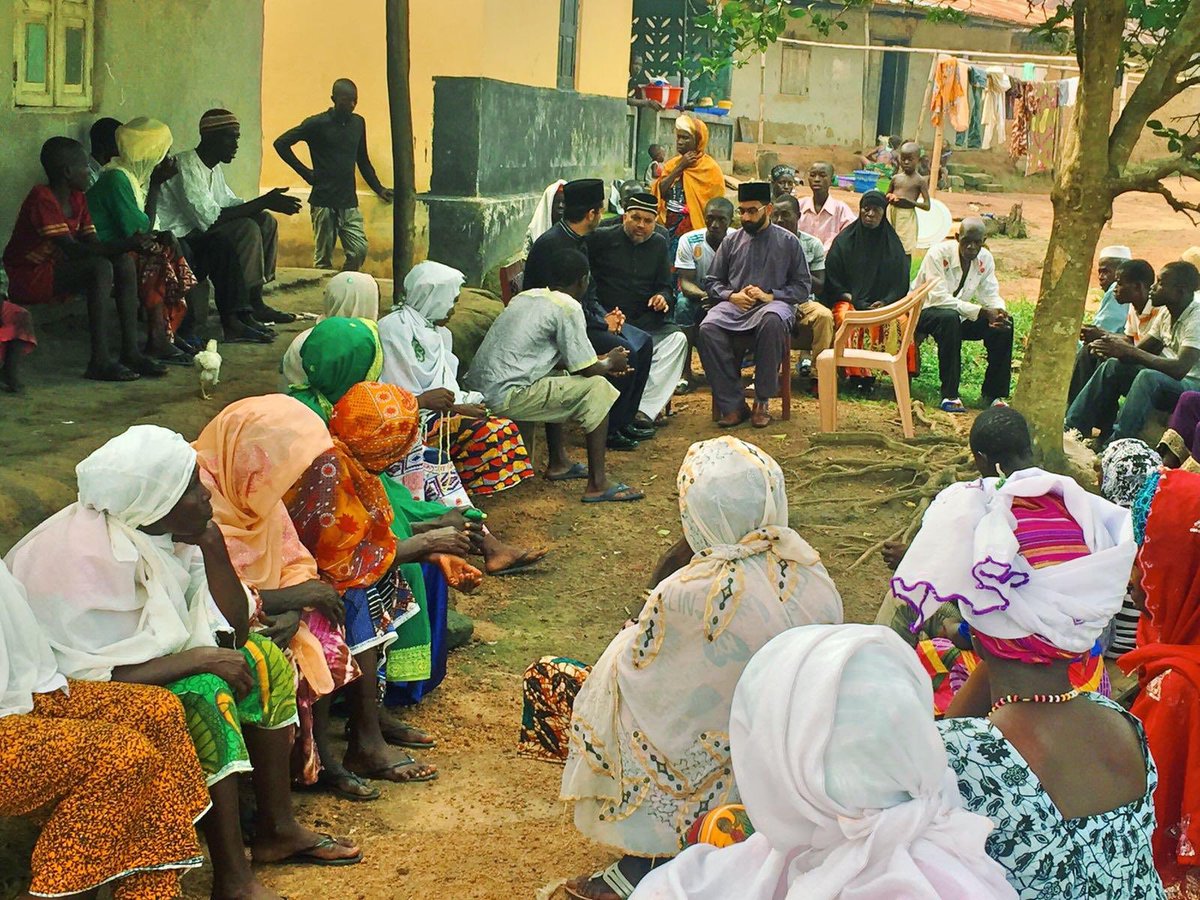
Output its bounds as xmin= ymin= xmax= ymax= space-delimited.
xmin=875 ymin=41 xmax=910 ymax=140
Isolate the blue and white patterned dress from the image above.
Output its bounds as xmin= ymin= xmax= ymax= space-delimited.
xmin=938 ymin=693 xmax=1164 ymax=899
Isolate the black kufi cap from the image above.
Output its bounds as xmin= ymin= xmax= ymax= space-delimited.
xmin=563 ymin=178 xmax=605 ymax=208
xmin=737 ymin=181 xmax=772 ymax=203
xmin=624 ymin=192 xmax=659 ymax=214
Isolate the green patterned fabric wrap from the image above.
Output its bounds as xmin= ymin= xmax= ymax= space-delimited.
xmin=167 ymin=632 xmax=299 ymax=785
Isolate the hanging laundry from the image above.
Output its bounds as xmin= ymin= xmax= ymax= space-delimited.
xmin=1009 ymin=80 xmax=1030 ymax=159
xmin=964 ymin=65 xmax=987 ymax=149
xmin=981 ymin=66 xmax=1010 ymax=150
xmin=930 ymin=56 xmax=967 ymax=129
xmin=951 ymin=60 xmax=971 ymax=134
xmin=1061 ymin=76 xmax=1079 ymax=107
xmin=1004 ymin=74 xmax=1024 ymax=120
xmin=1022 ymin=62 xmax=1037 ymax=80
xmin=1025 ymin=81 xmax=1060 ymax=175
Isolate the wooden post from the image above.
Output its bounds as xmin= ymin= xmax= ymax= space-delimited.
xmin=929 ymin=113 xmax=945 ymax=198
xmin=386 ymin=0 xmax=416 ymax=285
xmin=915 ymin=55 xmax=937 ymax=144
xmin=757 ymin=50 xmax=766 ymax=145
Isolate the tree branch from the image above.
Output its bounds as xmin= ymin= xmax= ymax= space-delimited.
xmin=1111 ymin=137 xmax=1200 ymax=194
xmin=1144 ymin=181 xmax=1200 ymax=224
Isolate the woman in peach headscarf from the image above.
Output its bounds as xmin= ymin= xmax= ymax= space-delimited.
xmin=193 ymin=394 xmax=360 ymax=787
xmin=652 ymin=115 xmax=727 ymax=241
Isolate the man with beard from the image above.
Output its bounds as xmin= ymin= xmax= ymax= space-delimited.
xmin=699 ymin=182 xmax=810 ymax=428
xmin=524 ymin=178 xmax=654 ymax=450
xmin=588 ymin=192 xmax=688 ymax=427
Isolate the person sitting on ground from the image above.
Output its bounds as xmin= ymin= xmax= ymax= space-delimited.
xmin=673 ymin=196 xmax=733 ymax=389
xmin=0 ymin=267 xmax=35 ymax=393
xmin=2 ymin=137 xmax=166 ymax=382
xmin=1122 ymin=467 xmax=1200 ymax=896
xmin=823 ymin=190 xmax=914 ymax=392
xmin=1098 ymin=438 xmax=1162 ymax=658
xmin=886 ymin=141 xmax=931 ymax=267
xmin=768 ymin=163 xmax=798 ymax=199
xmin=886 ymin=408 xmax=1119 ymax=713
xmin=651 ymin=115 xmax=727 ymax=242
xmin=379 ymin=261 xmax=534 ymax=494
xmin=644 ymin=143 xmax=666 ymax=186
xmin=798 ymin=161 xmax=855 ymax=252
xmin=561 ymin=436 xmax=842 ymax=899
xmin=1071 ymin=259 xmax=1163 ymax=402
xmin=700 ymin=182 xmax=810 ymax=429
xmin=912 ymin=217 xmax=1013 ymax=412
xmin=281 ymin=268 xmax=382 ymax=386
xmin=588 ymin=192 xmax=688 ymax=428
xmin=524 ymin=180 xmax=566 ymax=256
xmin=274 ymin=78 xmax=393 ymax=272
xmin=769 ymin=193 xmax=832 ymax=380
xmin=86 ymin=116 xmax=121 ymax=188
xmin=891 ymin=411 xmax=1158 ymax=899
xmin=631 ymin=624 xmax=1017 ymax=900
xmin=87 ymin=118 xmax=198 ymax=363
xmin=0 ymin=558 xmax=211 ymax=900
xmin=290 ymin=314 xmax=541 ymax=586
xmin=1090 ymin=245 xmax=1134 ymax=334
xmin=1066 ymin=260 xmax=1200 ymax=448
xmin=524 ymin=178 xmax=655 ymax=451
xmin=283 ymin=397 xmax=449 ymax=795
xmin=1158 ymin=390 xmax=1200 ymax=470
xmin=467 ymin=249 xmax=643 ymax=504
xmin=156 ymin=109 xmax=303 ymax=343
xmin=7 ymin=425 xmax=362 ymax=900
xmin=193 ymin=396 xmax=362 ymax=789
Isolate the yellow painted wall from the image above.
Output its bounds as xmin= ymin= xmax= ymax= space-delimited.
xmin=262 ymin=0 xmax=632 ymax=274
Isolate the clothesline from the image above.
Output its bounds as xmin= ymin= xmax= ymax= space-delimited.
xmin=776 ymin=35 xmax=1086 ymax=67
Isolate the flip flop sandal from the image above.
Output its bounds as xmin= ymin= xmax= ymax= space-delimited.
xmin=312 ymin=769 xmax=381 ymax=802
xmin=356 ymin=756 xmax=439 ymax=784
xmin=940 ymin=398 xmax=967 ymax=413
xmin=346 ymin=720 xmax=437 ymax=751
xmin=489 ymin=549 xmax=549 ymax=576
xmin=564 ymin=862 xmax=636 ymax=900
xmin=84 ymin=362 xmax=140 ymax=382
xmin=271 ymin=834 xmax=363 ymax=867
xmin=581 ymin=483 xmax=644 ymax=504
xmin=547 ymin=462 xmax=588 ymax=482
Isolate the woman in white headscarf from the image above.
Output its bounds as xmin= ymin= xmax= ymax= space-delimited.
xmin=379 ymin=260 xmax=533 ymax=495
xmin=85 ymin=117 xmax=196 ymax=362
xmin=561 ymin=436 xmax=843 ymax=900
xmin=633 ymin=624 xmax=1017 ymax=900
xmin=281 ymin=270 xmax=382 ymax=387
xmin=524 ymin=179 xmax=566 ymax=255
xmin=0 ymin=559 xmax=210 ymax=900
xmin=7 ymin=425 xmax=362 ymax=897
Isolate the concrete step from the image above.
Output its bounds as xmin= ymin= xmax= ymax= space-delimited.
xmin=977 ymin=184 xmax=1006 ymax=193
xmin=946 ymin=163 xmax=985 ymax=176
xmin=947 ymin=175 xmax=966 ymax=190
xmin=960 ymin=172 xmax=997 ymax=189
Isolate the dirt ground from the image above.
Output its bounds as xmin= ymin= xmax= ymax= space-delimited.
xmin=1 ymin=182 xmax=1198 ymax=900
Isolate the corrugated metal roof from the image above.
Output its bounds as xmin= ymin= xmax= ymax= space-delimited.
xmin=874 ymin=0 xmax=1066 ymax=27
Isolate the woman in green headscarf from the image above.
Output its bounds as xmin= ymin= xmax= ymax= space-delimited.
xmin=288 ymin=317 xmax=547 ymax=577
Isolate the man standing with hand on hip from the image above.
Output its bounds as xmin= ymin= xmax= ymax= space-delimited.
xmin=275 ymin=78 xmax=393 ymax=271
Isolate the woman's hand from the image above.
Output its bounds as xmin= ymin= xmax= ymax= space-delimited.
xmin=417 ymin=526 xmax=472 ymax=558
xmin=191 ymin=647 xmax=254 ymax=699
xmin=452 ymin=403 xmax=487 ymax=419
xmin=418 ymin=389 xmax=455 ymax=413
xmin=288 ymin=579 xmax=345 ymax=625
xmin=430 ymin=553 xmax=483 ymax=593
xmin=260 ymin=610 xmax=302 ymax=649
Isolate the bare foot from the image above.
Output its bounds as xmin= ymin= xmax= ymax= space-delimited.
xmin=251 ymin=824 xmax=361 ymax=866
xmin=379 ymin=713 xmax=436 ymax=749
xmin=344 ymin=747 xmax=438 ymax=783
xmin=482 ymin=536 xmax=548 ymax=575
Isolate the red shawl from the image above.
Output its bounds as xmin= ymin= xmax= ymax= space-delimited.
xmin=1121 ymin=468 xmax=1200 ymax=890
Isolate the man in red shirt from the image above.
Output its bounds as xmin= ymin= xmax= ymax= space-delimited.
xmin=3 ymin=137 xmax=163 ymax=381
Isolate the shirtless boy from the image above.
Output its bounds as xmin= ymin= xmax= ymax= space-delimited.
xmin=887 ymin=141 xmax=930 ymax=267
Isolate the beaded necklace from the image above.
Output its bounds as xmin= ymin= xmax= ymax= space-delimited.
xmin=989 ymin=687 xmax=1080 ymax=715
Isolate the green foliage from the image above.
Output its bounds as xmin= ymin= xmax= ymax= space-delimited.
xmin=690 ymin=0 xmax=866 ymax=81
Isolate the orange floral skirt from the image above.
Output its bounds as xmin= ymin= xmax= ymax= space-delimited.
xmin=831 ymin=300 xmax=918 ymax=379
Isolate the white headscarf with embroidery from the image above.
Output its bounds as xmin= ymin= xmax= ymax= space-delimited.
xmin=560 ymin=437 xmax=843 ymax=856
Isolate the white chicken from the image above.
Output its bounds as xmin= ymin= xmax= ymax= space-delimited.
xmin=194 ymin=339 xmax=222 ymax=400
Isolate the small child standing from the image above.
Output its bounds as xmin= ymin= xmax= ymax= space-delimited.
xmin=887 ymin=141 xmax=931 ymax=268
xmin=0 ymin=267 xmax=35 ymax=393
xmin=644 ymin=143 xmax=666 ymax=185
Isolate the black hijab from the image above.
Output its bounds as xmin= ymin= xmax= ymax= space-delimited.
xmin=823 ymin=191 xmax=910 ymax=309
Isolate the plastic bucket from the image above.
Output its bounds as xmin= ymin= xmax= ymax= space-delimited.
xmin=640 ymin=84 xmax=683 ymax=108
xmin=852 ymin=169 xmax=879 ymax=193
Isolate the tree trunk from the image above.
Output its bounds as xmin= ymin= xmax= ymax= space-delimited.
xmin=385 ymin=0 xmax=416 ymax=292
xmin=1010 ymin=0 xmax=1124 ymax=470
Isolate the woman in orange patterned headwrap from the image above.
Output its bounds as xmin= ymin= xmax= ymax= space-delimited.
xmin=653 ymin=115 xmax=728 ymax=239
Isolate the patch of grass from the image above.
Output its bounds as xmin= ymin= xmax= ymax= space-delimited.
xmin=837 ymin=297 xmax=1035 ymax=410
